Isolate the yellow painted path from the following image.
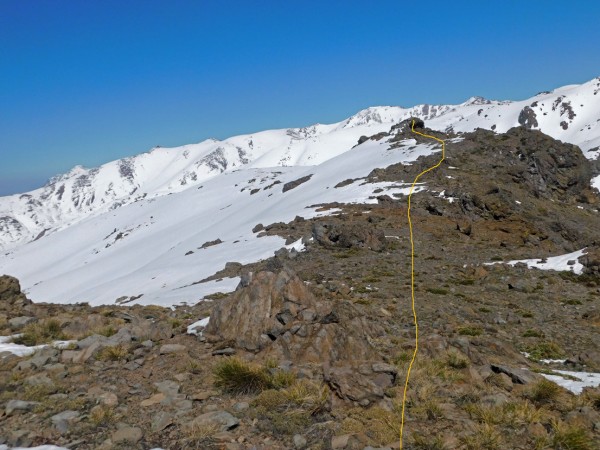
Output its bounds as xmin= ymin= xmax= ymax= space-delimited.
xmin=399 ymin=120 xmax=446 ymax=449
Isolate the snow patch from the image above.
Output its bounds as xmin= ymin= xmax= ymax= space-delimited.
xmin=485 ymin=248 xmax=586 ymax=274
xmin=187 ymin=317 xmax=210 ymax=336
xmin=539 ymin=370 xmax=600 ymax=395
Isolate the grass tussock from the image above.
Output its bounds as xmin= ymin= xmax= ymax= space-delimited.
xmin=528 ymin=378 xmax=562 ymax=404
xmin=213 ymin=357 xmax=296 ymax=395
xmin=184 ymin=422 xmax=219 ymax=447
xmin=341 ymin=406 xmax=401 ymax=446
xmin=552 ymin=420 xmax=595 ymax=450
xmin=251 ymin=380 xmax=329 ymax=435
xmin=13 ymin=319 xmax=69 ymax=346
xmin=97 ymin=344 xmax=129 ymax=361
xmin=412 ymin=433 xmax=450 ymax=450
xmin=457 ymin=326 xmax=483 ymax=336
xmin=460 ymin=423 xmax=502 ymax=450
xmin=521 ymin=341 xmax=565 ymax=360
xmin=89 ymin=405 xmax=117 ymax=426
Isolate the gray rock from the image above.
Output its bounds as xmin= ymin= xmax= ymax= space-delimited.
xmin=112 ymin=426 xmax=143 ymax=444
xmin=159 ymin=344 xmax=187 ymax=354
xmin=51 ymin=410 xmax=80 ymax=433
xmin=232 ymin=401 xmax=249 ymax=412
xmin=212 ymin=347 xmax=236 ymax=356
xmin=8 ymin=316 xmax=35 ymax=329
xmin=187 ymin=411 xmax=240 ymax=432
xmin=151 ymin=411 xmax=173 ymax=432
xmin=490 ymin=364 xmax=540 ymax=384
xmin=293 ymin=434 xmax=308 ymax=449
xmin=24 ymin=373 xmax=54 ymax=388
xmin=154 ymin=380 xmax=180 ymax=397
xmin=5 ymin=400 xmax=39 ymax=415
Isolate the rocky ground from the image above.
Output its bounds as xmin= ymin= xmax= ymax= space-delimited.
xmin=1 ymin=121 xmax=600 ymax=449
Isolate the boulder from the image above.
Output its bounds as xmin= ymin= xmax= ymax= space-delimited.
xmin=0 ymin=275 xmax=31 ymax=310
xmin=311 ymin=222 xmax=386 ymax=252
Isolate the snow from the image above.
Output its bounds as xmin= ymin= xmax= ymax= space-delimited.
xmin=0 ymin=336 xmax=76 ymax=357
xmin=187 ymin=317 xmax=210 ymax=335
xmin=1 ymin=77 xmax=599 ymax=308
xmin=485 ymin=248 xmax=586 ymax=274
xmin=0 ymin=138 xmax=440 ymax=307
xmin=592 ymin=174 xmax=600 ymax=192
xmin=539 ymin=370 xmax=600 ymax=395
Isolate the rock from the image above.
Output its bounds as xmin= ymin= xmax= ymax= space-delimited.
xmin=159 ymin=344 xmax=188 ymax=354
xmin=8 ymin=316 xmax=35 ymax=329
xmin=98 ymin=392 xmax=118 ymax=407
xmin=112 ymin=426 xmax=143 ymax=444
xmin=293 ymin=434 xmax=308 ymax=449
xmin=252 ymin=223 xmax=264 ymax=233
xmin=331 ymin=434 xmax=361 ymax=449
xmin=5 ymin=400 xmax=39 ymax=415
xmin=191 ymin=390 xmax=218 ymax=401
xmin=212 ymin=347 xmax=236 ymax=356
xmin=186 ymin=411 xmax=240 ymax=432
xmin=24 ymin=373 xmax=54 ymax=388
xmin=232 ymin=401 xmax=249 ymax=412
xmin=490 ymin=365 xmax=541 ymax=384
xmin=206 ymin=267 xmax=380 ymax=360
xmin=154 ymin=380 xmax=180 ymax=397
xmin=283 ymin=175 xmax=313 ymax=193
xmin=0 ymin=275 xmax=31 ymax=309
xmin=151 ymin=411 xmax=173 ymax=432
xmin=51 ymin=410 xmax=80 ymax=433
xmin=141 ymin=393 xmax=166 ymax=407
xmin=325 ymin=364 xmax=395 ymax=405
xmin=311 ymin=222 xmax=386 ymax=252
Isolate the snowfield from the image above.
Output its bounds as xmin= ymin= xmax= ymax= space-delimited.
xmin=0 ymin=77 xmax=599 ymax=307
xmin=0 ymin=138 xmax=440 ymax=306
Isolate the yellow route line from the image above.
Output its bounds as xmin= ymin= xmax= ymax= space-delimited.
xmin=399 ymin=120 xmax=446 ymax=449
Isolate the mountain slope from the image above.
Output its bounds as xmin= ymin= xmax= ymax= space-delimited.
xmin=1 ymin=77 xmax=599 ymax=307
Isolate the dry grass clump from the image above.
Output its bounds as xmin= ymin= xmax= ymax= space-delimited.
xmin=341 ymin=406 xmax=401 ymax=446
xmin=213 ymin=357 xmax=273 ymax=394
xmin=446 ymin=351 xmax=469 ymax=369
xmin=551 ymin=420 xmax=595 ymax=450
xmin=457 ymin=326 xmax=483 ymax=336
xmin=184 ymin=422 xmax=219 ymax=447
xmin=251 ymin=380 xmax=329 ymax=435
xmin=97 ymin=344 xmax=129 ymax=361
xmin=520 ymin=341 xmax=565 ymax=360
xmin=213 ymin=357 xmax=297 ymax=395
xmin=464 ymin=399 xmax=546 ymax=427
xmin=13 ymin=319 xmax=69 ymax=346
xmin=89 ymin=405 xmax=117 ymax=426
xmin=527 ymin=378 xmax=562 ymax=404
xmin=460 ymin=423 xmax=502 ymax=450
xmin=412 ymin=433 xmax=450 ymax=450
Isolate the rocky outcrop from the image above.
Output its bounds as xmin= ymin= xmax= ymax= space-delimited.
xmin=0 ymin=275 xmax=31 ymax=310
xmin=311 ymin=222 xmax=386 ymax=252
xmin=204 ymin=267 xmax=395 ymax=404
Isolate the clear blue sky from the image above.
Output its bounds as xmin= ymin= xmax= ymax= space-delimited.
xmin=1 ymin=0 xmax=599 ymax=195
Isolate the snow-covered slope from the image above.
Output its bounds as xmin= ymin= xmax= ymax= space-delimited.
xmin=0 ymin=137 xmax=436 ymax=306
xmin=0 ymin=107 xmax=447 ymax=251
xmin=1 ymin=77 xmax=599 ymax=306
xmin=3 ymin=77 xmax=599 ymax=252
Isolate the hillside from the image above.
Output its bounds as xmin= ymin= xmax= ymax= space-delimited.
xmin=1 ymin=78 xmax=600 ymax=308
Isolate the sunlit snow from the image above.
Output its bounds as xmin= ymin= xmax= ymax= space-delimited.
xmin=485 ymin=248 xmax=586 ymax=274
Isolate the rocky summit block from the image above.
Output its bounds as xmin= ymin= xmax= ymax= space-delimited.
xmin=0 ymin=274 xmax=31 ymax=310
xmin=205 ymin=267 xmax=397 ymax=405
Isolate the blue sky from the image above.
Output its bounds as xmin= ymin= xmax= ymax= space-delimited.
xmin=1 ymin=0 xmax=599 ymax=195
